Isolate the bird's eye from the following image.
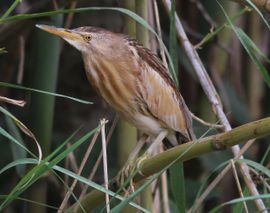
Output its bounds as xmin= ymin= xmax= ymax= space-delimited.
xmin=84 ymin=35 xmax=92 ymax=42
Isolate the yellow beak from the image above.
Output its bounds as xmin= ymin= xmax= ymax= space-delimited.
xmin=36 ymin=24 xmax=82 ymax=41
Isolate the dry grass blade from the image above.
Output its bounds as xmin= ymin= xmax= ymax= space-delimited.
xmin=64 ymin=0 xmax=78 ymax=29
xmin=0 ymin=96 xmax=26 ymax=107
xmin=100 ymin=119 xmax=110 ymax=212
xmin=0 ymin=106 xmax=42 ymax=163
xmin=58 ymin=130 xmax=100 ymax=212
xmin=231 ymin=160 xmax=249 ymax=213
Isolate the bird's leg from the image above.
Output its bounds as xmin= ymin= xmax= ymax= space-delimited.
xmin=146 ymin=130 xmax=168 ymax=155
xmin=116 ymin=135 xmax=149 ymax=189
xmin=117 ymin=130 xmax=169 ymax=188
xmin=135 ymin=130 xmax=168 ymax=176
xmin=127 ymin=135 xmax=148 ymax=161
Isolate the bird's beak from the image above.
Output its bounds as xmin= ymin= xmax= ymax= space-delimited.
xmin=36 ymin=24 xmax=82 ymax=41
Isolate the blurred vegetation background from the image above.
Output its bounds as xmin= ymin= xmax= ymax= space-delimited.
xmin=0 ymin=0 xmax=270 ymax=212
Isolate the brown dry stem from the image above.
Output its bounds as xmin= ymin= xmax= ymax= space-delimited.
xmin=162 ymin=0 xmax=266 ymax=211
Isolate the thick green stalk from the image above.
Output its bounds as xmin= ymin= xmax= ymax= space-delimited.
xmin=117 ymin=0 xmax=137 ymax=172
xmin=123 ymin=0 xmax=136 ymax=37
xmin=27 ymin=15 xmax=62 ymax=213
xmin=71 ymin=116 xmax=270 ymax=212
xmin=135 ymin=1 xmax=153 ymax=211
xmin=117 ymin=1 xmax=137 ymax=212
xmin=136 ymin=0 xmax=149 ymax=48
xmin=137 ymin=117 xmax=270 ymax=180
xmin=247 ymin=12 xmax=264 ymax=119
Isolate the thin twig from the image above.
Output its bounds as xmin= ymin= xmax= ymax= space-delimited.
xmin=58 ymin=130 xmax=100 ymax=212
xmin=161 ymin=159 xmax=170 ymax=213
xmin=65 ymin=144 xmax=84 ymax=190
xmin=64 ymin=0 xmax=77 ymax=29
xmin=231 ymin=160 xmax=249 ymax=213
xmin=190 ymin=0 xmax=217 ymax=28
xmin=190 ymin=112 xmax=224 ymax=129
xmin=188 ymin=163 xmax=232 ymax=213
xmin=100 ymin=119 xmax=110 ymax=213
xmin=162 ymin=1 xmax=266 ymax=211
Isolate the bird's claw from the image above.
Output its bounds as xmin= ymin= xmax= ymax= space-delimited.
xmin=116 ymin=153 xmax=151 ymax=191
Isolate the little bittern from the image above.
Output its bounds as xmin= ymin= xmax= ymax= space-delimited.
xmin=36 ymin=24 xmax=195 ymax=146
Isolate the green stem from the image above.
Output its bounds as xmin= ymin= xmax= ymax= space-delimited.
xmin=195 ymin=7 xmax=249 ymax=48
xmin=1 ymin=0 xmax=22 ymax=19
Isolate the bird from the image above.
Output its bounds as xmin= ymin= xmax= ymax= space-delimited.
xmin=36 ymin=24 xmax=195 ymax=150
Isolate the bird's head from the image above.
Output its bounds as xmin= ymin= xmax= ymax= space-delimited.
xmin=36 ymin=24 xmax=123 ymax=56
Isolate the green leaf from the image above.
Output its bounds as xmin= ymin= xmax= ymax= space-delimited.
xmin=0 ymin=82 xmax=92 ymax=104
xmin=1 ymin=0 xmax=22 ymax=19
xmin=0 ymin=126 xmax=35 ymax=158
xmin=238 ymin=159 xmax=270 ymax=177
xmin=169 ymin=0 xmax=179 ymax=85
xmin=5 ymin=115 xmax=27 ymax=176
xmin=170 ymin=162 xmax=186 ymax=213
xmin=0 ymin=194 xmax=59 ymax=210
xmin=244 ymin=0 xmax=270 ymax=29
xmin=0 ymin=126 xmax=98 ymax=210
xmin=0 ymin=158 xmax=148 ymax=212
xmin=210 ymin=194 xmax=270 ymax=213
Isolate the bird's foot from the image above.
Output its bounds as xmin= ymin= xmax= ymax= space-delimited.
xmin=116 ymin=153 xmax=151 ymax=192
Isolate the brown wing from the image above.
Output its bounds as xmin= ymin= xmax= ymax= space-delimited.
xmin=127 ymin=38 xmax=195 ymax=141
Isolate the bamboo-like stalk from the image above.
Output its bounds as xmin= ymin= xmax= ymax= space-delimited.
xmin=136 ymin=0 xmax=152 ymax=211
xmin=247 ymin=12 xmax=264 ymax=119
xmin=117 ymin=1 xmax=137 ymax=213
xmin=136 ymin=0 xmax=150 ymax=48
xmin=71 ymin=116 xmax=270 ymax=212
xmin=27 ymin=15 xmax=62 ymax=213
xmin=117 ymin=0 xmax=137 ymax=173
